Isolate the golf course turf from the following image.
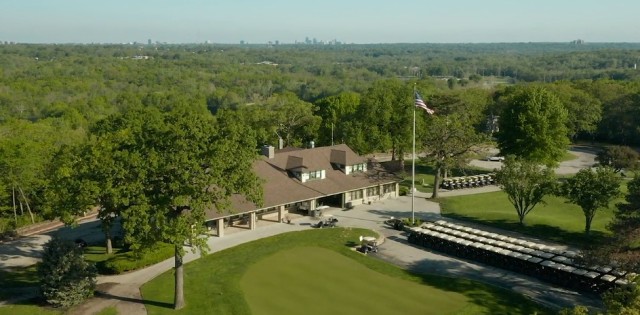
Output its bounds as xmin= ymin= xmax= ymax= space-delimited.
xmin=141 ymin=228 xmax=552 ymax=315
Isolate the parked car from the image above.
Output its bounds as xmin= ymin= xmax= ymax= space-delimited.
xmin=486 ymin=156 xmax=505 ymax=162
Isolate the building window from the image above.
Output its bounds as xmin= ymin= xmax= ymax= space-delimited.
xmin=383 ymin=183 xmax=395 ymax=194
xmin=350 ymin=190 xmax=363 ymax=200
xmin=308 ymin=170 xmax=322 ymax=180
xmin=367 ymin=186 xmax=380 ymax=197
xmin=352 ymin=163 xmax=365 ymax=173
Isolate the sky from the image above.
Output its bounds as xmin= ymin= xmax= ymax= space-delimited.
xmin=2 ymin=0 xmax=639 ymax=44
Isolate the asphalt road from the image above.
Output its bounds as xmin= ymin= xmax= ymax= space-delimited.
xmin=469 ymin=144 xmax=598 ymax=174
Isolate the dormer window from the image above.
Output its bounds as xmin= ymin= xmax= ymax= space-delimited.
xmin=308 ymin=170 xmax=322 ymax=180
xmin=353 ymin=163 xmax=366 ymax=172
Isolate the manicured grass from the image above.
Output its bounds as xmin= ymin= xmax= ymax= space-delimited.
xmin=0 ymin=304 xmax=61 ymax=315
xmin=84 ymin=243 xmax=174 ymax=274
xmin=561 ymin=150 xmax=577 ymax=162
xmin=95 ymin=306 xmax=118 ymax=315
xmin=400 ymin=162 xmax=490 ymax=194
xmin=141 ymin=228 xmax=551 ymax=315
xmin=0 ymin=265 xmax=39 ymax=288
xmin=440 ymin=190 xmax=619 ymax=247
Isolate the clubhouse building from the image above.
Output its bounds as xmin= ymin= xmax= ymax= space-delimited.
xmin=205 ymin=144 xmax=401 ymax=236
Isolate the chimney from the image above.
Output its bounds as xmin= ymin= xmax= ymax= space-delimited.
xmin=310 ymin=141 xmax=315 ymax=149
xmin=261 ymin=145 xmax=275 ymax=159
xmin=278 ymin=137 xmax=284 ymax=150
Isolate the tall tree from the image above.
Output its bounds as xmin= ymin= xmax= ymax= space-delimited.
xmin=545 ymin=81 xmax=602 ymax=140
xmin=591 ymin=176 xmax=640 ymax=270
xmin=72 ymin=107 xmax=262 ymax=309
xmin=596 ymin=145 xmax=640 ymax=174
xmin=349 ymin=79 xmax=415 ymax=161
xmin=495 ymin=156 xmax=556 ymax=224
xmin=422 ymin=113 xmax=487 ymax=198
xmin=496 ymin=86 xmax=570 ymax=166
xmin=561 ymin=166 xmax=621 ymax=233
xmin=314 ymin=92 xmax=360 ymax=146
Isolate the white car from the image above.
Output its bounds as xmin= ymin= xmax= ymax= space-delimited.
xmin=486 ymin=156 xmax=505 ymax=162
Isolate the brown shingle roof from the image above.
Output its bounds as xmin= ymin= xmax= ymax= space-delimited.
xmin=205 ymin=144 xmax=400 ymax=220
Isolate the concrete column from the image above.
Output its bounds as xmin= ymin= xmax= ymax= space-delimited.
xmin=216 ymin=218 xmax=225 ymax=237
xmin=379 ymin=184 xmax=383 ymax=198
xmin=395 ymin=183 xmax=399 ymax=197
xmin=363 ymin=187 xmax=368 ymax=202
xmin=249 ymin=212 xmax=257 ymax=230
xmin=278 ymin=205 xmax=286 ymax=222
xmin=341 ymin=193 xmax=346 ymax=208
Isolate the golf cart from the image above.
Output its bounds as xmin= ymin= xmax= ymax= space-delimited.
xmin=358 ymin=236 xmax=378 ymax=254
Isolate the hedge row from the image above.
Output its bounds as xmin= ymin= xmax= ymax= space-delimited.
xmin=98 ymin=243 xmax=174 ymax=274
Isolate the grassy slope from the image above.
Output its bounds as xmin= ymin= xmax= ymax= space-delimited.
xmin=141 ymin=228 xmax=551 ymax=315
xmin=440 ymin=190 xmax=620 ymax=246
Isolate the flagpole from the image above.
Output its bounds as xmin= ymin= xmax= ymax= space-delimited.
xmin=411 ymin=88 xmax=416 ymax=225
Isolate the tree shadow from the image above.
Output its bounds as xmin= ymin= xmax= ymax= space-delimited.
xmin=382 ymin=235 xmax=603 ymax=313
xmin=96 ymin=290 xmax=174 ymax=309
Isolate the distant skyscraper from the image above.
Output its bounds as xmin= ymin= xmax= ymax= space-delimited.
xmin=148 ymin=39 xmax=152 ymax=45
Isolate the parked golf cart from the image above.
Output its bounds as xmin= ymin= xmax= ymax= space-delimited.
xmin=358 ymin=236 xmax=378 ymax=254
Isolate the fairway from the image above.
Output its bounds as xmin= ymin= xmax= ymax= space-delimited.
xmin=240 ymin=246 xmax=466 ymax=315
xmin=141 ymin=228 xmax=551 ymax=315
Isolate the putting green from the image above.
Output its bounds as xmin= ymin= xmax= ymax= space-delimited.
xmin=240 ymin=246 xmax=468 ymax=315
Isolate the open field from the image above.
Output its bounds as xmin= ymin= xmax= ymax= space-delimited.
xmin=440 ymin=190 xmax=620 ymax=247
xmin=141 ymin=228 xmax=551 ymax=315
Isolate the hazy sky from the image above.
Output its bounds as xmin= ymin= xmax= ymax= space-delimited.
xmin=2 ymin=0 xmax=639 ymax=44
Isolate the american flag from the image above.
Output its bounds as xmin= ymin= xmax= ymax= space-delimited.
xmin=414 ymin=92 xmax=435 ymax=114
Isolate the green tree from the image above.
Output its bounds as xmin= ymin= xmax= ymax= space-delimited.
xmin=315 ymin=92 xmax=360 ymax=146
xmin=602 ymin=282 xmax=640 ymax=315
xmin=0 ymin=119 xmax=59 ymax=225
xmin=495 ymin=157 xmax=556 ymax=224
xmin=546 ymin=81 xmax=602 ymax=140
xmin=38 ymin=237 xmax=97 ymax=308
xmin=596 ymin=145 xmax=640 ymax=174
xmin=422 ymin=113 xmax=487 ymax=198
xmin=496 ymin=86 xmax=570 ymax=166
xmin=349 ymin=79 xmax=415 ymax=161
xmin=77 ymin=108 xmax=263 ymax=309
xmin=562 ymin=166 xmax=621 ymax=233
xmin=595 ymin=176 xmax=640 ymax=270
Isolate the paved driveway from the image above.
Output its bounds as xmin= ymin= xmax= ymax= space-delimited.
xmin=469 ymin=145 xmax=598 ymax=174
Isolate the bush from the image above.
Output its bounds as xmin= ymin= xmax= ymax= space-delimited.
xmin=38 ymin=237 xmax=97 ymax=308
xmin=100 ymin=243 xmax=174 ymax=274
xmin=399 ymin=186 xmax=409 ymax=196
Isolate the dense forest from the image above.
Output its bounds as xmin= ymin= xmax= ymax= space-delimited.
xmin=1 ymin=42 xmax=640 ymax=232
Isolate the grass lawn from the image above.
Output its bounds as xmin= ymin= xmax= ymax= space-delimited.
xmin=0 ymin=304 xmax=61 ymax=315
xmin=95 ymin=306 xmax=118 ymax=315
xmin=439 ymin=190 xmax=620 ymax=247
xmin=400 ymin=162 xmax=491 ymax=194
xmin=141 ymin=228 xmax=551 ymax=315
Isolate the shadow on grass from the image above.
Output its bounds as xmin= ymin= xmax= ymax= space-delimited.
xmin=384 ymin=235 xmax=600 ymax=313
xmin=442 ymin=212 xmax=611 ymax=248
xmin=96 ymin=291 xmax=174 ymax=309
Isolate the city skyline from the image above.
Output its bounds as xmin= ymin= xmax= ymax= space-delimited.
xmin=2 ymin=0 xmax=640 ymax=44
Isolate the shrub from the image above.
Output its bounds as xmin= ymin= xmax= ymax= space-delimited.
xmin=399 ymin=186 xmax=409 ymax=196
xmin=100 ymin=243 xmax=174 ymax=274
xmin=38 ymin=237 xmax=97 ymax=308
